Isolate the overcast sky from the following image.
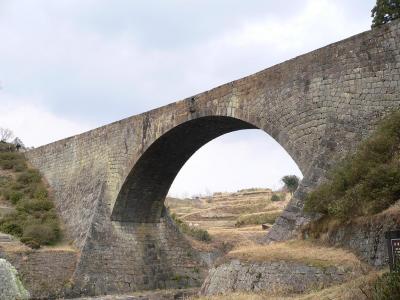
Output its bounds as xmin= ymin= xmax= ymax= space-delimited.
xmin=0 ymin=0 xmax=375 ymax=196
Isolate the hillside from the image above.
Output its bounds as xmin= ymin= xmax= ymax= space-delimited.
xmin=166 ymin=188 xmax=290 ymax=248
xmin=0 ymin=142 xmax=65 ymax=249
xmin=166 ymin=190 xmax=384 ymax=300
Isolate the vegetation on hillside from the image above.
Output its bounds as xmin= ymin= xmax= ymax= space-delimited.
xmin=0 ymin=142 xmax=61 ymax=248
xmin=226 ymin=240 xmax=364 ymax=270
xmin=372 ymin=268 xmax=400 ymax=300
xmin=170 ymin=211 xmax=211 ymax=242
xmin=271 ymin=193 xmax=282 ymax=202
xmin=235 ymin=211 xmax=281 ymax=227
xmin=304 ymin=111 xmax=400 ymax=220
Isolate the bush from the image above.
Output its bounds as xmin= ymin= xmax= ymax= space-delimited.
xmin=187 ymin=226 xmax=212 ymax=242
xmin=0 ymin=176 xmax=11 ymax=187
xmin=17 ymin=199 xmax=54 ymax=213
xmin=304 ymin=111 xmax=400 ymax=220
xmin=20 ymin=237 xmax=40 ymax=249
xmin=13 ymin=160 xmax=27 ymax=172
xmin=0 ymin=148 xmax=62 ymax=247
xmin=373 ymin=270 xmax=400 ymax=300
xmin=9 ymin=191 xmax=24 ymax=204
xmin=170 ymin=213 xmax=211 ymax=242
xmin=17 ymin=170 xmax=41 ymax=185
xmin=0 ymin=152 xmax=25 ymax=170
xmin=33 ymin=186 xmax=48 ymax=200
xmin=235 ymin=211 xmax=281 ymax=227
xmin=271 ymin=194 xmax=281 ymax=202
xmin=22 ymin=223 xmax=58 ymax=245
xmin=0 ymin=220 xmax=23 ymax=237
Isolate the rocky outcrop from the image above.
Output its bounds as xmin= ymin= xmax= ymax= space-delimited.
xmin=306 ymin=209 xmax=400 ymax=267
xmin=200 ymin=259 xmax=362 ymax=296
xmin=0 ymin=236 xmax=78 ymax=299
xmin=3 ymin=249 xmax=78 ymax=299
xmin=0 ymin=258 xmax=29 ymax=300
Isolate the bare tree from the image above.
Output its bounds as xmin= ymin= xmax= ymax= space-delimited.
xmin=0 ymin=128 xmax=14 ymax=142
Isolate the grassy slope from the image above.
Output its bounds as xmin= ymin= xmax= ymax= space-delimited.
xmin=226 ymin=240 xmax=366 ymax=270
xmin=0 ymin=145 xmax=63 ymax=248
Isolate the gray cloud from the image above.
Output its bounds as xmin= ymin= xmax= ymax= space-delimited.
xmin=0 ymin=0 xmax=374 ymax=124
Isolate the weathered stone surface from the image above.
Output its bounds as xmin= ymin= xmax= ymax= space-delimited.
xmin=0 ymin=258 xmax=29 ymax=300
xmin=24 ymin=20 xmax=400 ymax=295
xmin=200 ymin=259 xmax=361 ymax=296
xmin=305 ymin=210 xmax=400 ymax=267
xmin=0 ymin=249 xmax=78 ymax=299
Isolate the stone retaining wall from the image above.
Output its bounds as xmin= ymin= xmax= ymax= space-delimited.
xmin=200 ymin=259 xmax=363 ymax=296
xmin=308 ymin=210 xmax=400 ymax=267
xmin=1 ymin=249 xmax=78 ymax=299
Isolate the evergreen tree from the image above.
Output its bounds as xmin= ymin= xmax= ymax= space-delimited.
xmin=372 ymin=0 xmax=400 ymax=27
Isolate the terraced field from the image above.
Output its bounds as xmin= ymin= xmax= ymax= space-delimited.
xmin=166 ymin=188 xmax=290 ymax=247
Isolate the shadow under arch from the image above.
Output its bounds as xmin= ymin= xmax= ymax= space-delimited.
xmin=111 ymin=115 xmax=299 ymax=223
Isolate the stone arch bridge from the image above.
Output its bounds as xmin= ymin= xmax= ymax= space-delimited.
xmin=27 ymin=20 xmax=400 ymax=296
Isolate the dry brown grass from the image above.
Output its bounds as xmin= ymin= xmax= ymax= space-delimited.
xmin=226 ymin=240 xmax=366 ymax=270
xmin=167 ymin=190 xmax=289 ymax=250
xmin=207 ymin=226 xmax=265 ymax=248
xmin=168 ymin=190 xmax=290 ymax=222
xmin=291 ymin=270 xmax=382 ymax=300
xmin=192 ymin=292 xmax=267 ymax=300
xmin=0 ymin=238 xmax=77 ymax=253
xmin=0 ymin=241 xmax=31 ymax=252
xmin=303 ymin=203 xmax=400 ymax=241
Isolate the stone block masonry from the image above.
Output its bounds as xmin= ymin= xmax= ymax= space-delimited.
xmin=1 ymin=249 xmax=78 ymax=299
xmin=25 ymin=19 xmax=400 ymax=296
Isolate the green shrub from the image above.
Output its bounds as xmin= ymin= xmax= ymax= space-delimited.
xmin=235 ymin=211 xmax=281 ymax=227
xmin=17 ymin=199 xmax=54 ymax=213
xmin=33 ymin=186 xmax=48 ymax=200
xmin=373 ymin=270 xmax=400 ymax=300
xmin=187 ymin=226 xmax=212 ymax=242
xmin=0 ymin=176 xmax=11 ymax=187
xmin=271 ymin=194 xmax=281 ymax=202
xmin=170 ymin=213 xmax=211 ymax=242
xmin=22 ymin=223 xmax=58 ymax=245
xmin=304 ymin=111 xmax=400 ymax=220
xmin=0 ymin=149 xmax=62 ymax=247
xmin=17 ymin=170 xmax=41 ymax=185
xmin=20 ymin=237 xmax=41 ymax=249
xmin=9 ymin=191 xmax=24 ymax=204
xmin=0 ymin=152 xmax=25 ymax=170
xmin=0 ymin=220 xmax=23 ymax=237
xmin=0 ymin=160 xmax=14 ymax=170
xmin=13 ymin=160 xmax=27 ymax=172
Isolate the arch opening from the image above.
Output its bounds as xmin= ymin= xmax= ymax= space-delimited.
xmin=111 ymin=116 xmax=301 ymax=223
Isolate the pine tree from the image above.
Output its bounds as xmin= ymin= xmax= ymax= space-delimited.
xmin=372 ymin=0 xmax=400 ymax=27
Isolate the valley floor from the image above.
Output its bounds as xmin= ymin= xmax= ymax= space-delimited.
xmin=165 ymin=189 xmax=384 ymax=300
